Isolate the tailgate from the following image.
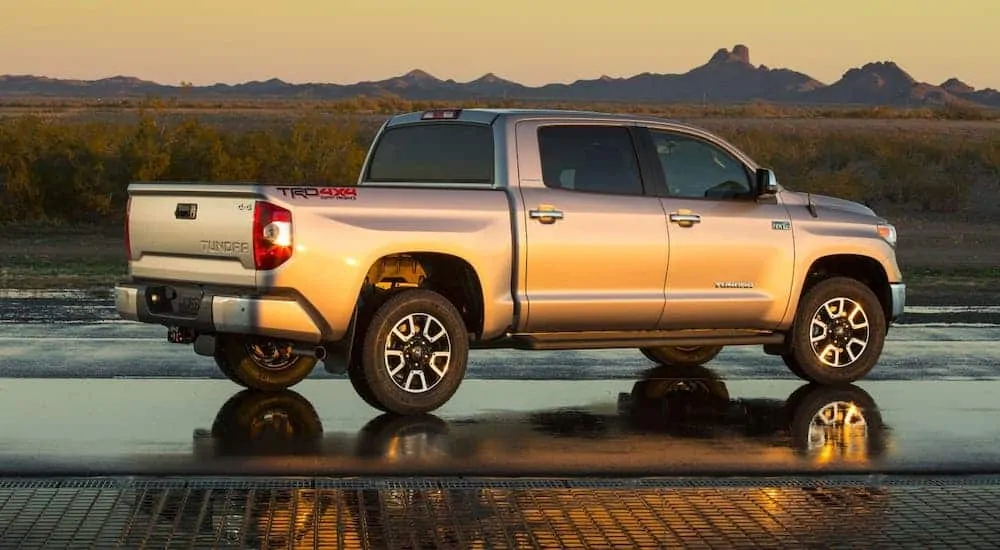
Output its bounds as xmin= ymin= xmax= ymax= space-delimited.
xmin=126 ymin=183 xmax=263 ymax=287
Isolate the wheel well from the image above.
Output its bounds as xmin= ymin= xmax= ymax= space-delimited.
xmin=362 ymin=253 xmax=485 ymax=338
xmin=802 ymin=255 xmax=891 ymax=323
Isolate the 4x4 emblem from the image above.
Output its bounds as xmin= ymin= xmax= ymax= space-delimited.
xmin=772 ymin=220 xmax=791 ymax=231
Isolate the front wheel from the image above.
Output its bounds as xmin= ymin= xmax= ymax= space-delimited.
xmin=785 ymin=277 xmax=887 ymax=385
xmin=640 ymin=345 xmax=723 ymax=368
xmin=359 ymin=289 xmax=469 ymax=416
xmin=215 ymin=335 xmax=318 ymax=391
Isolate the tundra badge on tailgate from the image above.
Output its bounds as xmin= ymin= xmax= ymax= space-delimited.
xmin=200 ymin=240 xmax=251 ymax=255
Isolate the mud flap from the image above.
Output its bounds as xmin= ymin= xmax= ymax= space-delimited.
xmin=322 ymin=305 xmax=358 ymax=375
xmin=322 ymin=283 xmax=408 ymax=375
xmin=193 ymin=334 xmax=217 ymax=357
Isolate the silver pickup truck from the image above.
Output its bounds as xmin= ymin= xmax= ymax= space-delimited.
xmin=115 ymin=108 xmax=905 ymax=415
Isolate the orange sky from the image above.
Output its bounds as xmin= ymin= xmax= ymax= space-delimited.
xmin=1 ymin=0 xmax=997 ymax=89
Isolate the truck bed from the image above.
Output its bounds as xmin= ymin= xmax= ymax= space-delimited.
xmin=123 ymin=181 xmax=517 ymax=342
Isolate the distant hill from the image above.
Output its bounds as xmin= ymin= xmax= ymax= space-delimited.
xmin=1 ymin=45 xmax=997 ymax=109
xmin=800 ymin=61 xmax=974 ymax=107
xmin=938 ymin=77 xmax=1000 ymax=108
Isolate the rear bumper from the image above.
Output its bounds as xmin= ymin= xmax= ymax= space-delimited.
xmin=114 ymin=282 xmax=323 ymax=343
xmin=889 ymin=282 xmax=906 ymax=322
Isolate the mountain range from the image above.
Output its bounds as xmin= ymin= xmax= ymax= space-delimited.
xmin=1 ymin=45 xmax=998 ymax=108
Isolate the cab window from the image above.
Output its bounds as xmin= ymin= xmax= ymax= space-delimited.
xmin=649 ymin=130 xmax=752 ymax=199
xmin=537 ymin=125 xmax=644 ymax=196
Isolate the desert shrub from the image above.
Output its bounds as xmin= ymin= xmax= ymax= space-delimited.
xmin=722 ymin=127 xmax=997 ymax=213
xmin=0 ymin=111 xmax=369 ymax=223
xmin=0 ymin=103 xmax=997 ymax=224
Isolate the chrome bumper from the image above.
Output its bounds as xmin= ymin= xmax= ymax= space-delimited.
xmin=890 ymin=282 xmax=906 ymax=322
xmin=114 ymin=284 xmax=140 ymax=322
xmin=114 ymin=283 xmax=323 ymax=343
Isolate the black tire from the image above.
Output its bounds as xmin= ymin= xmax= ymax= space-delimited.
xmin=640 ymin=345 xmax=724 ymax=368
xmin=348 ymin=363 xmax=389 ymax=413
xmin=780 ymin=353 xmax=809 ymax=380
xmin=213 ymin=354 xmax=250 ymax=387
xmin=787 ymin=277 xmax=886 ymax=385
xmin=359 ymin=289 xmax=469 ymax=415
xmin=216 ymin=334 xmax=318 ymax=392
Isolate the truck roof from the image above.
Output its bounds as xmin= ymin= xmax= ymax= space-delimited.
xmin=385 ymin=107 xmax=704 ymax=132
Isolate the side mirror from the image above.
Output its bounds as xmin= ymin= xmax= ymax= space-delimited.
xmin=755 ymin=168 xmax=779 ymax=196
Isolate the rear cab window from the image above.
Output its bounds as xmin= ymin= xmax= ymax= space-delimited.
xmin=537 ymin=125 xmax=645 ymax=196
xmin=365 ymin=122 xmax=495 ymax=184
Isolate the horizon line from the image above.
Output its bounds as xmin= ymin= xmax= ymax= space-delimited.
xmin=1 ymin=47 xmax=995 ymax=92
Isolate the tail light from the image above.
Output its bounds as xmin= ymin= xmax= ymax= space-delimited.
xmin=253 ymin=201 xmax=293 ymax=270
xmin=124 ymin=196 xmax=133 ymax=261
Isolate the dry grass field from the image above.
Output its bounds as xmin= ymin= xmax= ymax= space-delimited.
xmin=0 ymin=99 xmax=997 ymax=305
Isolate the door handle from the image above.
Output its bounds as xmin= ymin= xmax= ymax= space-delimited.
xmin=529 ymin=205 xmax=564 ymax=224
xmin=669 ymin=212 xmax=701 ymax=227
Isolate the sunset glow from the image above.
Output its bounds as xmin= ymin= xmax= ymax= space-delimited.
xmin=1 ymin=0 xmax=996 ymax=88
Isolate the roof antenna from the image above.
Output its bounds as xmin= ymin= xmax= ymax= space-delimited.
xmin=806 ymin=192 xmax=818 ymax=218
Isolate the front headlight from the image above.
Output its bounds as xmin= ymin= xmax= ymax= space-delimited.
xmin=877 ymin=224 xmax=897 ymax=248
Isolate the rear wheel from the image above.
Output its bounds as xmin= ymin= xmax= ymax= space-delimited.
xmin=348 ymin=364 xmax=389 ymax=413
xmin=358 ymin=289 xmax=469 ymax=416
xmin=213 ymin=354 xmax=249 ymax=387
xmin=215 ymin=335 xmax=318 ymax=391
xmin=640 ymin=345 xmax=724 ymax=368
xmin=785 ymin=277 xmax=886 ymax=385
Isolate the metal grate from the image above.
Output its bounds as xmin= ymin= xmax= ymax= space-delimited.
xmin=1 ymin=475 xmax=999 ymax=549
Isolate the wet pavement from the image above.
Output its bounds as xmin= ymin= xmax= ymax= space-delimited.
xmin=2 ymin=291 xmax=1000 ymax=547
xmin=0 ymin=292 xmax=998 ymax=477
xmin=2 ymin=290 xmax=1000 ymax=381
xmin=0 ymin=374 xmax=999 ymax=477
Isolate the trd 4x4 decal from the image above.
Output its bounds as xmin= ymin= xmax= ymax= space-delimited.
xmin=276 ymin=187 xmax=358 ymax=200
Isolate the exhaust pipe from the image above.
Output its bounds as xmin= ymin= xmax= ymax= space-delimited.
xmin=290 ymin=344 xmax=327 ymax=361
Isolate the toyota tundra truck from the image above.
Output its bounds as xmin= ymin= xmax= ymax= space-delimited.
xmin=114 ymin=108 xmax=906 ymax=415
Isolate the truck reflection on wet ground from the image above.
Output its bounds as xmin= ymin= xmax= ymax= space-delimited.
xmin=0 ymin=365 xmax=902 ymax=548
xmin=4 ymin=360 xmax=1000 ymax=546
xmin=196 ymin=365 xmax=886 ymax=471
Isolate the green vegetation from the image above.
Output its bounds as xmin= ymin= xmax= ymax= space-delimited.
xmin=0 ymin=111 xmax=369 ymax=223
xmin=1 ymin=101 xmax=997 ymax=224
xmin=0 ymin=98 xmax=997 ymax=298
xmin=723 ymin=126 xmax=997 ymax=214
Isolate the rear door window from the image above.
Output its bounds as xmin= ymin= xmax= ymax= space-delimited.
xmin=366 ymin=123 xmax=494 ymax=184
xmin=537 ymin=125 xmax=645 ymax=196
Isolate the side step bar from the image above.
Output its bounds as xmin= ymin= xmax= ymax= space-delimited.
xmin=504 ymin=329 xmax=785 ymax=351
